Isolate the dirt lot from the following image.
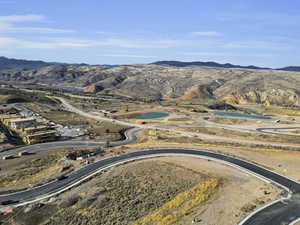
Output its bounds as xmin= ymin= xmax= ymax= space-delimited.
xmin=158 ymin=157 xmax=280 ymax=225
xmin=216 ymin=146 xmax=300 ymax=181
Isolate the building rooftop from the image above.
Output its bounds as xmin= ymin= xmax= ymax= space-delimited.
xmin=0 ymin=104 xmax=13 ymax=110
xmin=25 ymin=130 xmax=57 ymax=138
xmin=24 ymin=125 xmax=49 ymax=131
xmin=0 ymin=114 xmax=21 ymax=120
xmin=10 ymin=118 xmax=36 ymax=123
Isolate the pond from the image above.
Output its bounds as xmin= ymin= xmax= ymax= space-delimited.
xmin=136 ymin=112 xmax=169 ymax=119
xmin=214 ymin=112 xmax=271 ymax=120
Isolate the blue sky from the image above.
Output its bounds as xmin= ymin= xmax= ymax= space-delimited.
xmin=0 ymin=0 xmax=299 ymax=67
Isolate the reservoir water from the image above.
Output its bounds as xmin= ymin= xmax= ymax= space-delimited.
xmin=137 ymin=112 xmax=169 ymax=119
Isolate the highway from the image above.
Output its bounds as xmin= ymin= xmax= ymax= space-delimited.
xmin=1 ymin=148 xmax=300 ymax=225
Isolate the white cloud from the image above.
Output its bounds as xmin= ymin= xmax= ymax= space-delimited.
xmin=0 ymin=14 xmax=75 ymax=34
xmin=52 ymin=38 xmax=188 ymax=49
xmin=0 ymin=36 xmax=184 ymax=50
xmin=0 ymin=35 xmax=291 ymax=53
xmin=0 ymin=14 xmax=45 ymax=22
xmin=0 ymin=21 xmax=10 ymax=30
xmin=101 ymin=54 xmax=157 ymax=59
xmin=218 ymin=12 xmax=300 ymax=26
xmin=105 ymin=39 xmax=175 ymax=48
xmin=183 ymin=52 xmax=228 ymax=56
xmin=183 ymin=52 xmax=275 ymax=57
xmin=222 ymin=41 xmax=290 ymax=50
xmin=95 ymin=31 xmax=117 ymax=35
xmin=3 ymin=27 xmax=75 ymax=34
xmin=191 ymin=31 xmax=221 ymax=37
xmin=0 ymin=37 xmax=95 ymax=49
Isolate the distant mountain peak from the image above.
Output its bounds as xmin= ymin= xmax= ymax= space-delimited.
xmin=0 ymin=56 xmax=52 ymax=70
xmin=278 ymin=66 xmax=300 ymax=72
xmin=152 ymin=60 xmax=300 ymax=72
xmin=152 ymin=60 xmax=271 ymax=70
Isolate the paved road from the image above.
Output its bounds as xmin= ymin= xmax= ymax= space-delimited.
xmin=0 ymin=127 xmax=140 ymax=157
xmin=257 ymin=127 xmax=300 ymax=137
xmin=57 ymin=97 xmax=142 ymax=128
xmin=241 ymin=197 xmax=300 ymax=225
xmin=1 ymin=148 xmax=300 ymax=225
xmin=58 ymin=97 xmax=300 ymax=151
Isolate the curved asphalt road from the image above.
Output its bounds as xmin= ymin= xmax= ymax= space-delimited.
xmin=257 ymin=127 xmax=300 ymax=137
xmin=0 ymin=127 xmax=140 ymax=157
xmin=1 ymin=148 xmax=300 ymax=225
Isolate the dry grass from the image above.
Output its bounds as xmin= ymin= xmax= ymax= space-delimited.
xmin=177 ymin=127 xmax=300 ymax=144
xmin=264 ymin=106 xmax=300 ymax=116
xmin=69 ymin=96 xmax=156 ymax=114
xmin=135 ymin=129 xmax=298 ymax=153
xmin=39 ymin=161 xmax=211 ymax=225
xmin=0 ymin=152 xmax=64 ymax=187
xmin=165 ymin=117 xmax=196 ymax=124
xmin=206 ymin=117 xmax=255 ymax=125
xmin=134 ymin=178 xmax=219 ymax=225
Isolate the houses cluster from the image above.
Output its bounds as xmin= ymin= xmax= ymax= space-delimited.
xmin=0 ymin=105 xmax=59 ymax=145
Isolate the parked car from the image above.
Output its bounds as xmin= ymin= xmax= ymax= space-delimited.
xmin=56 ymin=175 xmax=68 ymax=181
xmin=0 ymin=200 xmax=19 ymax=206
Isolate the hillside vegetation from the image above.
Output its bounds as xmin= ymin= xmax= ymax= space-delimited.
xmin=35 ymin=161 xmax=213 ymax=225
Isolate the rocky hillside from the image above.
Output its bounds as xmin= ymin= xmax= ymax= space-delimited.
xmin=1 ymin=63 xmax=300 ymax=106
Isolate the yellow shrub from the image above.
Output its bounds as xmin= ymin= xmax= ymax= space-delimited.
xmin=134 ymin=178 xmax=219 ymax=225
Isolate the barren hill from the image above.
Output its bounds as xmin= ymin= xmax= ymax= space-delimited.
xmin=1 ymin=63 xmax=300 ymax=106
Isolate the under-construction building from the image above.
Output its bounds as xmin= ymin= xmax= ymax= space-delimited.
xmin=0 ymin=106 xmax=59 ymax=145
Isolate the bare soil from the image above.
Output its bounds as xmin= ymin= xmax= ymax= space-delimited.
xmin=158 ymin=157 xmax=280 ymax=225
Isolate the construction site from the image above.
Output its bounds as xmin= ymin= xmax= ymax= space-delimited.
xmin=0 ymin=105 xmax=59 ymax=145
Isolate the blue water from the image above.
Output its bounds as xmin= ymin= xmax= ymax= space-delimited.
xmin=137 ymin=112 xmax=169 ymax=119
xmin=214 ymin=112 xmax=270 ymax=120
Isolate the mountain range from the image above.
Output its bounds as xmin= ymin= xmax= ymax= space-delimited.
xmin=1 ymin=56 xmax=300 ymax=107
xmin=0 ymin=56 xmax=53 ymax=70
xmin=152 ymin=61 xmax=300 ymax=72
xmin=152 ymin=61 xmax=270 ymax=70
xmin=1 ymin=56 xmax=300 ymax=72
